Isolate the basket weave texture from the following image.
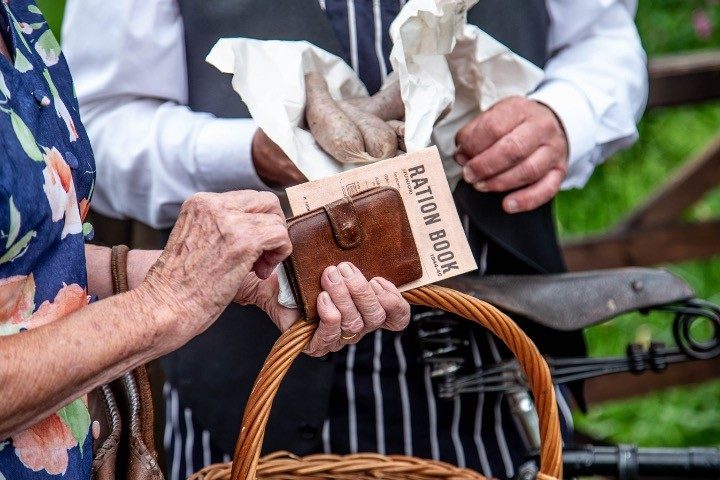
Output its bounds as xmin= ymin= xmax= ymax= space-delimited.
xmin=189 ymin=285 xmax=562 ymax=480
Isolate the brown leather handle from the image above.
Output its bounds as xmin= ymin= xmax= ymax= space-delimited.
xmin=110 ymin=244 xmax=158 ymax=459
xmin=110 ymin=244 xmax=131 ymax=294
xmin=195 ymin=285 xmax=562 ymax=480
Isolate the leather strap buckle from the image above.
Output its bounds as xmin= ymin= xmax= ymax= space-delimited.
xmin=323 ymin=196 xmax=362 ymax=249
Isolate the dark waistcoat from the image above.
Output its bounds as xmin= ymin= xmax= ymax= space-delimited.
xmin=177 ymin=0 xmax=563 ymax=274
xmin=172 ymin=0 xmax=570 ymax=457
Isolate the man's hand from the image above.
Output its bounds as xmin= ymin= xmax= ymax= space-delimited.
xmin=454 ymin=96 xmax=569 ymax=213
xmin=251 ymin=128 xmax=307 ymax=188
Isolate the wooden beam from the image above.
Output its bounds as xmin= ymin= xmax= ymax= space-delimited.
xmin=617 ymin=134 xmax=720 ymax=230
xmin=648 ymin=51 xmax=720 ymax=109
xmin=584 ymin=357 xmax=720 ymax=406
xmin=562 ymin=220 xmax=720 ymax=271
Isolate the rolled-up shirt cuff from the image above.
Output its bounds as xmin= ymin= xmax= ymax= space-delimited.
xmin=529 ymin=79 xmax=600 ymax=189
xmin=193 ymin=117 xmax=270 ymax=192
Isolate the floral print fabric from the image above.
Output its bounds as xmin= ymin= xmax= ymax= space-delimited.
xmin=0 ymin=1 xmax=96 ymax=479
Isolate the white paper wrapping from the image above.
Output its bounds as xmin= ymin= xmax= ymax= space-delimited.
xmin=206 ymin=0 xmax=544 ymax=186
xmin=394 ymin=0 xmax=545 ymax=186
xmin=276 ymin=267 xmax=296 ymax=309
xmin=206 ymin=39 xmax=366 ymax=181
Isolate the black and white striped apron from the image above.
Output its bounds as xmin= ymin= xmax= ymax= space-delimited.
xmin=164 ymin=2 xmax=574 ymax=479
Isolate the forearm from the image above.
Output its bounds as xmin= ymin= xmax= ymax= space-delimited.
xmin=531 ymin=0 xmax=647 ymax=188
xmin=0 ymin=286 xmax=173 ymax=439
xmin=85 ymin=244 xmax=162 ymax=299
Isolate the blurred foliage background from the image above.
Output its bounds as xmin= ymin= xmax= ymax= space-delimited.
xmin=556 ymin=1 xmax=720 ymax=447
xmin=36 ymin=0 xmax=62 ymax=39
xmin=38 ymin=0 xmax=719 ymax=450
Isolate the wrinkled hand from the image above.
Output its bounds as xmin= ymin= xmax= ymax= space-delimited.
xmin=252 ymin=128 xmax=307 ymax=188
xmin=141 ymin=191 xmax=291 ymax=350
xmin=454 ymin=96 xmax=568 ymax=213
xmin=238 ymin=262 xmax=411 ymax=357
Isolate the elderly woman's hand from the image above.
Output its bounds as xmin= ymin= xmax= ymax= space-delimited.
xmin=138 ymin=190 xmax=292 ymax=352
xmin=237 ymin=263 xmax=411 ymax=357
xmin=136 ymin=190 xmax=410 ymax=356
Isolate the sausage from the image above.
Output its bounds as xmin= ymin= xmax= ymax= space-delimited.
xmin=386 ymin=120 xmax=406 ymax=152
xmin=338 ymin=100 xmax=398 ymax=159
xmin=345 ymin=79 xmax=404 ymax=121
xmin=304 ymin=72 xmax=365 ymax=163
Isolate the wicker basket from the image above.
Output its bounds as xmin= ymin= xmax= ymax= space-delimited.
xmin=190 ymin=285 xmax=563 ymax=480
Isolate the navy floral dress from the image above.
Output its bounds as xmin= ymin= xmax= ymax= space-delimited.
xmin=0 ymin=1 xmax=96 ymax=479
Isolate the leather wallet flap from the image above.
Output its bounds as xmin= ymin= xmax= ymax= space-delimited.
xmin=323 ymin=197 xmax=362 ymax=249
xmin=284 ymin=186 xmax=422 ymax=320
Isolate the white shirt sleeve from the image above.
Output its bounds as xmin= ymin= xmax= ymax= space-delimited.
xmin=61 ymin=0 xmax=267 ymax=229
xmin=529 ymin=0 xmax=648 ymax=189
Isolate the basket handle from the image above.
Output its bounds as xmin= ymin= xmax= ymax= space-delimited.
xmin=229 ymin=285 xmax=563 ymax=480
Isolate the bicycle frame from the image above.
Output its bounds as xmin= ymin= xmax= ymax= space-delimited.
xmin=412 ymin=297 xmax=720 ymax=479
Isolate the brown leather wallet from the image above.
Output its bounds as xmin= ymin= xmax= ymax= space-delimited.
xmin=283 ymin=186 xmax=422 ymax=320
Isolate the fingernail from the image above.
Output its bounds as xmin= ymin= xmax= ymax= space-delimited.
xmin=463 ymin=166 xmax=477 ymax=184
xmin=456 ymin=153 xmax=469 ymax=165
xmin=505 ymin=199 xmax=519 ymax=213
xmin=327 ymin=267 xmax=342 ymax=284
xmin=338 ymin=262 xmax=354 ymax=278
xmin=320 ymin=291 xmax=332 ymax=305
xmin=474 ymin=181 xmax=488 ymax=192
xmin=370 ymin=279 xmax=384 ymax=295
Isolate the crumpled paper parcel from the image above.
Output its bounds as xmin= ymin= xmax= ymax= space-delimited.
xmin=206 ymin=0 xmax=544 ymax=188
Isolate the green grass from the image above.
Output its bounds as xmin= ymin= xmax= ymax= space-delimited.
xmin=575 ymin=381 xmax=720 ymax=448
xmin=636 ymin=1 xmax=720 ymax=56
xmin=558 ymin=1 xmax=720 ymax=448
xmin=35 ymin=0 xmax=720 ymax=451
